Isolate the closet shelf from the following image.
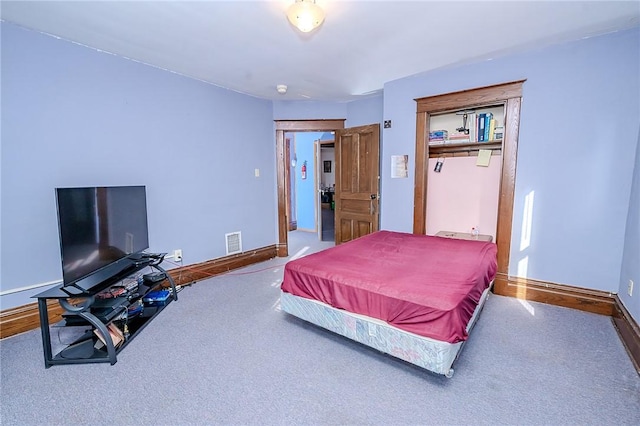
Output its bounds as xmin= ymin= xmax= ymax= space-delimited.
xmin=428 ymin=140 xmax=502 ymax=158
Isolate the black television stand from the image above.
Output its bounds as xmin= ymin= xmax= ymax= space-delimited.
xmin=33 ymin=254 xmax=178 ymax=368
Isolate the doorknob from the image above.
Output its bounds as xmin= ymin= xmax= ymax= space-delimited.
xmin=370 ymin=194 xmax=377 ymax=200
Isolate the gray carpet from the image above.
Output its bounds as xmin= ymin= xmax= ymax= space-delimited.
xmin=1 ymin=231 xmax=639 ymax=425
xmin=321 ymin=206 xmax=335 ymax=242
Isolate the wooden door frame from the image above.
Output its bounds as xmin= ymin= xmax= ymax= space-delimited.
xmin=317 ymin=139 xmax=335 ymax=240
xmin=275 ymin=119 xmax=345 ymax=257
xmin=412 ymin=80 xmax=525 ymax=294
xmin=284 ymin=136 xmax=296 ymax=231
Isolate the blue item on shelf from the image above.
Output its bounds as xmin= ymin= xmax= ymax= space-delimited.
xmin=143 ymin=290 xmax=171 ymax=307
xmin=127 ymin=300 xmax=144 ymax=317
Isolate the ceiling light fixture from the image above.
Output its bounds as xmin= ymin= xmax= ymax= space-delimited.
xmin=287 ymin=0 xmax=325 ymax=33
xmin=276 ymin=84 xmax=288 ymax=94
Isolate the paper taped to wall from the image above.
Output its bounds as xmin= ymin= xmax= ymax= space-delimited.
xmin=476 ymin=149 xmax=492 ymax=167
xmin=391 ymin=155 xmax=409 ymax=178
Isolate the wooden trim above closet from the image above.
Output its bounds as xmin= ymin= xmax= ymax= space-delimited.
xmin=413 ymin=80 xmax=525 ymax=294
xmin=415 ymin=80 xmax=525 ymax=113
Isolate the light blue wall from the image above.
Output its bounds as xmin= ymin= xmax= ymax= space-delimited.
xmin=293 ymin=132 xmax=324 ymax=231
xmin=619 ymin=129 xmax=640 ymax=320
xmin=273 ymin=97 xmax=383 ymax=127
xmin=273 ymin=101 xmax=347 ymax=121
xmin=1 ymin=23 xmax=276 ymax=309
xmin=346 ymin=95 xmax=383 ymax=128
xmin=381 ymin=27 xmax=640 ymax=296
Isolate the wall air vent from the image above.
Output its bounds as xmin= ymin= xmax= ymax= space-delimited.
xmin=225 ymin=232 xmax=242 ymax=255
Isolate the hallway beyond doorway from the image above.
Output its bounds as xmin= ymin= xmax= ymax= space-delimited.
xmin=321 ymin=205 xmax=334 ymax=242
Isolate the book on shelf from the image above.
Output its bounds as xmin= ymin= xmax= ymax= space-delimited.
xmin=448 ymin=132 xmax=471 ymax=143
xmin=488 ymin=118 xmax=496 ymax=141
xmin=477 ymin=113 xmax=486 ymax=142
xmin=494 ymin=126 xmax=504 ymax=140
xmin=468 ymin=113 xmax=477 ymax=142
xmin=483 ymin=113 xmax=493 ymax=142
xmin=94 ymin=322 xmax=125 ymax=348
xmin=475 ymin=112 xmax=499 ymax=142
xmin=428 ymin=129 xmax=448 ymax=145
xmin=428 ymin=129 xmax=448 ymax=141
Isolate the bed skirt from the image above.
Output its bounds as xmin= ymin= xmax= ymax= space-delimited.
xmin=280 ymin=284 xmax=492 ymax=378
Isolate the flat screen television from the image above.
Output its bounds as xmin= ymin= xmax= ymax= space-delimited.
xmin=55 ymin=185 xmax=149 ymax=293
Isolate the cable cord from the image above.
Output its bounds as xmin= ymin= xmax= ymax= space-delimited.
xmin=145 ymin=252 xmax=288 ymax=284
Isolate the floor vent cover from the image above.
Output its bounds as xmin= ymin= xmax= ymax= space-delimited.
xmin=225 ymin=232 xmax=242 ymax=255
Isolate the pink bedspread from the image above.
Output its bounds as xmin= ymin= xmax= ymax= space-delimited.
xmin=281 ymin=230 xmax=497 ymax=343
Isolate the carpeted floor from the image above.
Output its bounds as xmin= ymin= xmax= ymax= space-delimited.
xmin=1 ymin=231 xmax=639 ymax=425
xmin=321 ymin=205 xmax=334 ymax=242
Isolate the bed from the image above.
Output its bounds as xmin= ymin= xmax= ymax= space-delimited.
xmin=279 ymin=230 xmax=497 ymax=377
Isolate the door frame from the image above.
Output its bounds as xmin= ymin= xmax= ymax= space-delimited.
xmin=285 ymin=136 xmax=297 ymax=231
xmin=317 ymin=139 xmax=335 ymax=241
xmin=275 ymin=119 xmax=345 ymax=257
xmin=314 ymin=139 xmax=321 ymax=239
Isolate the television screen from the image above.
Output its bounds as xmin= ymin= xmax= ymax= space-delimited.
xmin=55 ymin=186 xmax=149 ymax=291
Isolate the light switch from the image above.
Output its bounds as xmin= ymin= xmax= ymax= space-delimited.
xmin=254 ymin=168 xmax=260 ymax=177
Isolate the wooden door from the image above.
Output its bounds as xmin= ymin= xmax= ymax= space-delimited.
xmin=334 ymin=124 xmax=380 ymax=244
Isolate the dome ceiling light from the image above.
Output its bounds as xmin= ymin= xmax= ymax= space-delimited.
xmin=286 ymin=0 xmax=325 ymax=33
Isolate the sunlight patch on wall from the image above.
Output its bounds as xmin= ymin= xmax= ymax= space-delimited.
xmin=520 ymin=190 xmax=535 ymax=251
xmin=516 ymin=256 xmax=530 ymax=300
xmin=518 ymin=256 xmax=529 ymax=278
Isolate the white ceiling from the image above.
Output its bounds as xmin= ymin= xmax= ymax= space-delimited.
xmin=2 ymin=1 xmax=639 ymax=102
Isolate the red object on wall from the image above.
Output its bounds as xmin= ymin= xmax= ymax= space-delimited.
xmin=301 ymin=161 xmax=307 ymax=179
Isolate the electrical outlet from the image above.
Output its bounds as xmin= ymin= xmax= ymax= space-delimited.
xmin=628 ymin=279 xmax=634 ymax=297
xmin=174 ymin=249 xmax=182 ymax=262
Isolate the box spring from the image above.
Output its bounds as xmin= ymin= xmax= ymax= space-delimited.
xmin=280 ymin=283 xmax=491 ymax=378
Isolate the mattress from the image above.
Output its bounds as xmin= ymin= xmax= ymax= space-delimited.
xmin=281 ymin=230 xmax=497 ymax=343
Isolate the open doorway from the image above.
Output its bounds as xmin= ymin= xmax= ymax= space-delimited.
xmin=286 ymin=131 xmax=335 ymax=242
xmin=275 ymin=120 xmax=380 ymax=255
xmin=275 ymin=120 xmax=345 ymax=257
xmin=318 ymin=140 xmax=335 ymax=241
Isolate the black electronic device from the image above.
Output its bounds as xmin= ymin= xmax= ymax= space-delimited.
xmin=55 ymin=186 xmax=150 ymax=293
xmin=143 ymin=271 xmax=167 ymax=283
